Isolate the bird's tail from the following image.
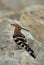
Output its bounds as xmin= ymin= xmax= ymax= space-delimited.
xmin=28 ymin=48 xmax=36 ymax=58
xmin=30 ymin=52 xmax=36 ymax=58
xmin=24 ymin=43 xmax=36 ymax=58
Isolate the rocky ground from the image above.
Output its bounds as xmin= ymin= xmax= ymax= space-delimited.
xmin=0 ymin=1 xmax=44 ymax=65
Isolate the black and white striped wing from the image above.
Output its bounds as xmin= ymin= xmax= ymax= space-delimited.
xmin=13 ymin=35 xmax=36 ymax=58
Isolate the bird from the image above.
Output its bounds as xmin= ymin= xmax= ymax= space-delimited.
xmin=11 ymin=23 xmax=36 ymax=58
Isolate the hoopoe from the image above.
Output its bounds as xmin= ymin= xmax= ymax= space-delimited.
xmin=11 ymin=23 xmax=36 ymax=58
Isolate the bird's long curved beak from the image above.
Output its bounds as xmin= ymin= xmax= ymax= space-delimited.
xmin=11 ymin=24 xmax=15 ymax=26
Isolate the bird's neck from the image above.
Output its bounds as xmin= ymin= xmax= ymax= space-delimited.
xmin=14 ymin=28 xmax=21 ymax=33
xmin=14 ymin=28 xmax=25 ymax=38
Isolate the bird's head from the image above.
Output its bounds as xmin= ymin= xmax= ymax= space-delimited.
xmin=11 ymin=23 xmax=29 ymax=32
xmin=11 ymin=23 xmax=22 ymax=30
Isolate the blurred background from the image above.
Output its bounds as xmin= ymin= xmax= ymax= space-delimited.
xmin=0 ymin=0 xmax=44 ymax=12
xmin=0 ymin=0 xmax=44 ymax=65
